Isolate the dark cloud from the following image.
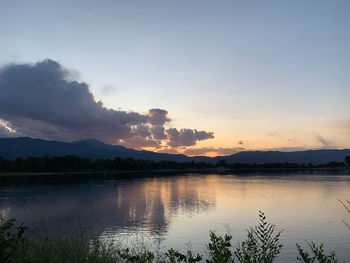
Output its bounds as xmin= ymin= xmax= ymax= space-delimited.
xmin=147 ymin=109 xmax=170 ymax=126
xmin=238 ymin=140 xmax=244 ymax=145
xmin=131 ymin=125 xmax=151 ymax=138
xmin=165 ymin=128 xmax=214 ymax=147
xmin=150 ymin=125 xmax=167 ymax=140
xmin=0 ymin=59 xmax=146 ymax=143
xmin=0 ymin=59 xmax=214 ymax=150
xmin=194 ymin=130 xmax=215 ymax=141
xmin=183 ymin=147 xmax=244 ymax=156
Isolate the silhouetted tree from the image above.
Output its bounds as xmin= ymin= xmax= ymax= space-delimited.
xmin=216 ymin=160 xmax=227 ymax=167
xmin=1 ymin=154 xmax=349 ymax=173
xmin=345 ymin=156 xmax=350 ymax=166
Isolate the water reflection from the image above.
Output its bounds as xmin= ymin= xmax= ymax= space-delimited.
xmin=0 ymin=174 xmax=216 ymax=236
xmin=1 ymin=172 xmax=350 ymax=262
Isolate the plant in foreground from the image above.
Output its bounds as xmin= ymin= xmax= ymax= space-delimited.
xmin=339 ymin=199 xmax=350 ymax=231
xmin=206 ymin=231 xmax=234 ymax=263
xmin=118 ymin=247 xmax=155 ymax=263
xmin=1 ymin=211 xmax=285 ymax=263
xmin=296 ymin=242 xmax=338 ymax=263
xmin=0 ymin=216 xmax=27 ymax=263
xmin=4 ymin=208 xmax=349 ymax=263
xmin=234 ymin=211 xmax=283 ymax=263
xmin=118 ymin=247 xmax=202 ymax=263
xmin=294 ymin=199 xmax=350 ymax=263
xmin=164 ymin=248 xmax=202 ymax=263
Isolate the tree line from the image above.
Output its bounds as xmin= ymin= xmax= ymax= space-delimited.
xmin=0 ymin=155 xmax=212 ymax=172
xmin=0 ymin=155 xmax=349 ymax=173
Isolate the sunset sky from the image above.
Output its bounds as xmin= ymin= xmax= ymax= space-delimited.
xmin=0 ymin=0 xmax=349 ymax=156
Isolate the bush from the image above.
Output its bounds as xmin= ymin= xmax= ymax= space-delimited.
xmin=206 ymin=231 xmax=234 ymax=263
xmin=234 ymin=211 xmax=283 ymax=263
xmin=3 ymin=209 xmax=350 ymax=262
xmin=296 ymin=242 xmax=337 ymax=263
xmin=339 ymin=199 xmax=350 ymax=231
xmin=0 ymin=217 xmax=27 ymax=263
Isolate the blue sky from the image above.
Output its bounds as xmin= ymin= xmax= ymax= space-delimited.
xmin=0 ymin=0 xmax=349 ymax=155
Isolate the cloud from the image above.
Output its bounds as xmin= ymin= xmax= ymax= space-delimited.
xmin=0 ymin=59 xmax=145 ymax=143
xmin=147 ymin=109 xmax=170 ymax=126
xmin=238 ymin=140 xmax=245 ymax=145
xmin=314 ymin=132 xmax=331 ymax=147
xmin=0 ymin=120 xmax=18 ymax=137
xmin=0 ymin=59 xmax=214 ymax=150
xmin=150 ymin=125 xmax=167 ymax=140
xmin=131 ymin=125 xmax=151 ymax=138
xmin=183 ymin=147 xmax=244 ymax=156
xmin=165 ymin=128 xmax=214 ymax=147
xmin=119 ymin=136 xmax=162 ymax=150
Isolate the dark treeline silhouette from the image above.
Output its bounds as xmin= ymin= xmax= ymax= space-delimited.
xmin=0 ymin=155 xmax=349 ymax=173
xmin=226 ymin=161 xmax=348 ymax=169
xmin=0 ymin=155 xmax=212 ymax=173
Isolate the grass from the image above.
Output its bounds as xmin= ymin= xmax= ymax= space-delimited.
xmin=1 ymin=209 xmax=347 ymax=263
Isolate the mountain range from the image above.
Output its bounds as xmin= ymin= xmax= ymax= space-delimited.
xmin=1 ymin=137 xmax=350 ymax=165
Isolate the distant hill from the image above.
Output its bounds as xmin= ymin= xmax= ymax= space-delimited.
xmin=0 ymin=137 xmax=349 ymax=165
xmin=0 ymin=137 xmax=200 ymax=162
xmin=218 ymin=150 xmax=350 ymax=165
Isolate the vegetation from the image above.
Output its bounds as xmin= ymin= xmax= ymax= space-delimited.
xmin=296 ymin=242 xmax=337 ymax=263
xmin=1 ymin=158 xmax=349 ymax=261
xmin=346 ymin=156 xmax=350 ymax=166
xmin=339 ymin=199 xmax=350 ymax=231
xmin=0 ymin=155 xmax=350 ymax=174
xmin=234 ymin=211 xmax=283 ymax=263
xmin=2 ymin=208 xmax=348 ymax=263
xmin=0 ymin=217 xmax=26 ymax=262
xmin=0 ymin=155 xmax=212 ymax=173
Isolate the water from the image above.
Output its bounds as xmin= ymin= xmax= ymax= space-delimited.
xmin=1 ymin=171 xmax=350 ymax=262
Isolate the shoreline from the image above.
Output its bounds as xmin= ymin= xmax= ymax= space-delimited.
xmin=1 ymin=166 xmax=349 ymax=178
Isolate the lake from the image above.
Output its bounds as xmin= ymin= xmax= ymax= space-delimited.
xmin=1 ymin=171 xmax=350 ymax=262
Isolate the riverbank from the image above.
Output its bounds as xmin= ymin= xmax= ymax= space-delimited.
xmin=1 ymin=172 xmax=350 ymax=262
xmin=1 ymin=154 xmax=349 ymax=178
xmin=0 ymin=166 xmax=349 ymax=178
xmin=0 ymin=211 xmax=342 ymax=263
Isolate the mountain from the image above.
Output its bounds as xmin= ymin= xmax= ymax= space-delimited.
xmin=0 ymin=137 xmax=349 ymax=165
xmin=0 ymin=137 xmax=200 ymax=162
xmin=217 ymin=150 xmax=350 ymax=165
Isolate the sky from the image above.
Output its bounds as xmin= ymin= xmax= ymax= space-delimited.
xmin=0 ymin=0 xmax=349 ymax=156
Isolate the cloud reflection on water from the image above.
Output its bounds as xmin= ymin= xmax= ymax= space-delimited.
xmin=0 ymin=174 xmax=216 ymax=236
